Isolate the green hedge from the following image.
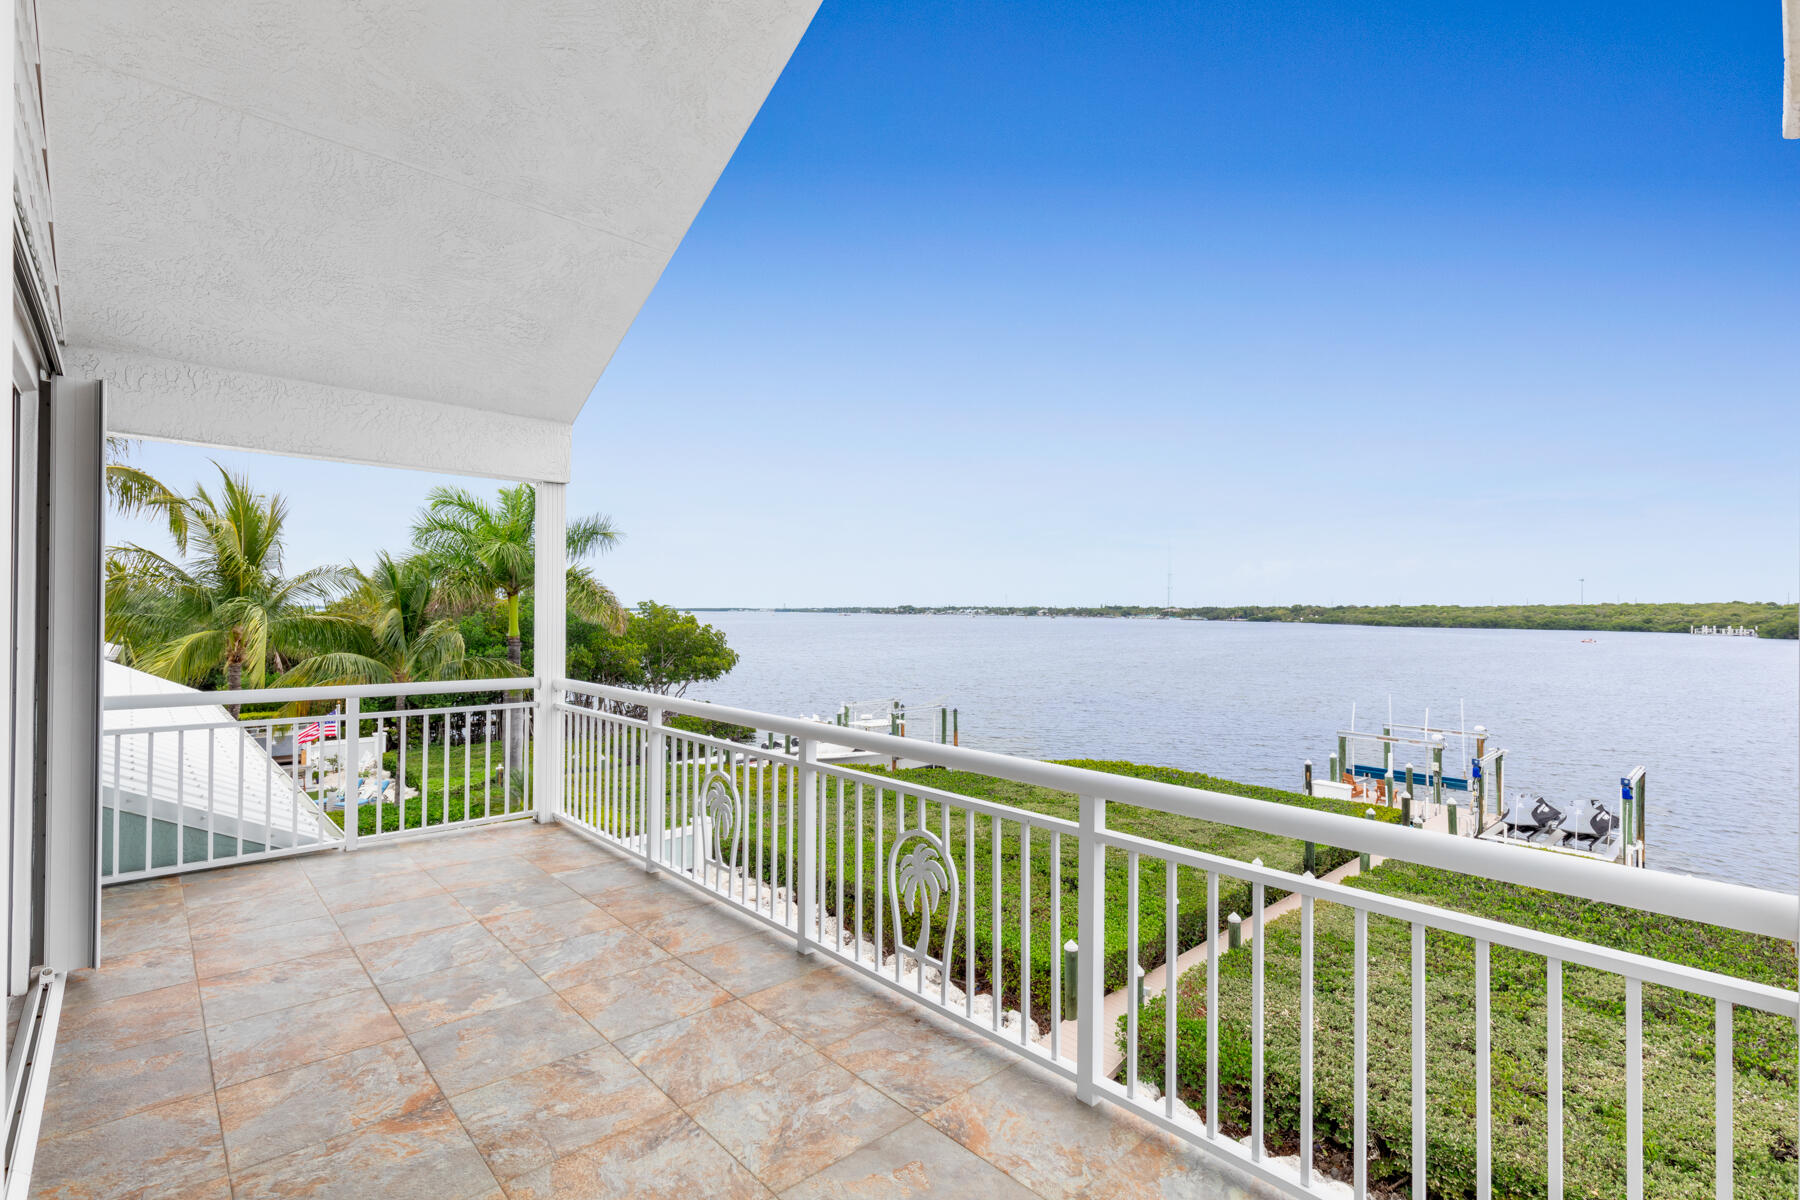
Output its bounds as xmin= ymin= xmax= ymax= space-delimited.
xmin=1129 ymin=859 xmax=1798 ymax=1199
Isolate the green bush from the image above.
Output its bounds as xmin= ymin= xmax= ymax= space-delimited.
xmin=1129 ymin=859 xmax=1798 ymax=1199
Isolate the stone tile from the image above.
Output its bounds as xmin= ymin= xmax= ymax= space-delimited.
xmin=99 ymin=906 xmax=193 ymax=957
xmin=40 ymin=1029 xmax=213 ymax=1137
xmin=615 ymin=1000 xmax=807 ymax=1106
xmin=514 ymin=831 xmax=609 ymax=873
xmin=356 ymin=920 xmax=515 ymax=985
xmin=452 ymin=876 xmax=582 ymax=921
xmin=448 ymin=1043 xmax=674 ymax=1181
xmin=28 ymin=1094 xmax=225 ymax=1200
xmin=682 ymin=933 xmax=825 ymax=996
xmin=207 ymin=986 xmax=402 ymax=1088
xmin=199 ymin=946 xmax=371 ymax=1026
xmin=335 ymin=893 xmax=473 ymax=947
xmin=410 ymin=993 xmax=603 ymax=1096
xmin=741 ymin=967 xmax=908 ymax=1047
xmin=777 ymin=1117 xmax=1040 ymax=1200
xmin=61 ymin=943 xmax=197 ymax=1013
xmin=824 ymin=1014 xmax=1013 ymax=1114
xmin=1087 ymin=1124 xmax=1273 ymax=1200
xmin=180 ymin=859 xmax=309 ymax=909
xmin=922 ymin=1063 xmax=1149 ymax=1200
xmin=231 ymin=1097 xmax=496 ymax=1200
xmin=184 ymin=887 xmax=330 ymax=939
xmin=317 ymin=867 xmax=448 ymax=915
xmin=144 ymin=1176 xmax=233 ymax=1200
xmin=378 ymin=950 xmax=549 ymax=1034
xmin=518 ymin=926 xmax=666 ymax=991
xmin=192 ymin=914 xmax=348 ymax=979
xmin=428 ymin=855 xmax=552 ymax=890
xmin=687 ymin=1051 xmax=911 ymax=1191
xmin=551 ymin=859 xmax=648 ymax=898
xmin=101 ymin=877 xmax=184 ymax=918
xmin=481 ymin=897 xmax=618 ymax=953
xmin=593 ymin=879 xmax=710 ymax=925
xmin=56 ymin=980 xmax=202 ymax=1055
xmin=636 ymin=902 xmax=764 ymax=955
xmin=562 ymin=959 xmax=731 ymax=1041
xmin=501 ymin=1109 xmax=769 ymax=1200
xmin=299 ymin=844 xmax=423 ymax=885
xmin=217 ymin=1037 xmax=442 ymax=1171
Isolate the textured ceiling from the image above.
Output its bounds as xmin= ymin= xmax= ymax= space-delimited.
xmin=40 ymin=0 xmax=818 ymax=426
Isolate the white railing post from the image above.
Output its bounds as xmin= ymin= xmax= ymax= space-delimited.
xmin=534 ymin=680 xmax=561 ymax=824
xmin=342 ymin=696 xmax=360 ymax=851
xmin=796 ymin=735 xmax=818 ymax=955
xmin=644 ymin=705 xmax=665 ymax=875
xmin=1076 ymin=792 xmax=1107 ymax=1105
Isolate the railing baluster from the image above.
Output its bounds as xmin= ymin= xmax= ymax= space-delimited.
xmin=853 ymin=781 xmax=863 ymax=960
xmin=1548 ymin=957 xmax=1562 ymax=1200
xmin=1164 ymin=859 xmax=1177 ymax=1117
xmin=1253 ymin=868 xmax=1265 ymax=1159
xmin=108 ymin=731 xmax=122 ymax=878
xmin=874 ymin=787 xmax=885 ymax=971
xmin=144 ymin=731 xmax=156 ymax=872
xmin=1050 ymin=831 xmax=1063 ymax=1061
xmin=965 ymin=805 xmax=975 ymax=1018
xmin=941 ymin=796 xmax=952 ymax=1007
xmin=1412 ymin=921 xmax=1426 ymax=1199
xmin=1355 ymin=907 xmax=1368 ymax=1200
xmin=1715 ymin=997 xmax=1732 ymax=1199
xmin=1627 ymin=976 xmax=1642 ymax=1200
xmin=174 ymin=728 xmax=186 ymax=866
xmin=1126 ymin=849 xmax=1139 ymax=1098
xmin=836 ymin=775 xmax=846 ymax=951
xmin=990 ymin=814 xmax=1002 ymax=1025
xmin=1019 ymin=822 xmax=1031 ymax=1044
xmin=1301 ymin=886 xmax=1314 ymax=1188
xmin=1477 ymin=937 xmax=1492 ymax=1200
xmin=205 ymin=730 xmax=216 ymax=865
xmin=1207 ymin=868 xmax=1218 ymax=1139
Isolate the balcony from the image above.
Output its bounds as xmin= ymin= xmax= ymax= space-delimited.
xmin=37 ymin=820 xmax=1263 ymax=1200
xmin=33 ymin=676 xmax=1797 ymax=1200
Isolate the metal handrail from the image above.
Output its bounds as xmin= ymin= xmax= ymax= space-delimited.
xmin=559 ymin=678 xmax=1797 ymax=940
xmin=101 ymin=676 xmax=539 ymax=711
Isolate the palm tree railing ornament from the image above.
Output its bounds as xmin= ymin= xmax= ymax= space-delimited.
xmin=700 ymin=770 xmax=743 ymax=875
xmin=887 ymin=827 xmax=959 ymax=976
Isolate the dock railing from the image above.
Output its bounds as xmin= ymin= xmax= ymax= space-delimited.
xmin=555 ymin=679 xmax=1797 ymax=1200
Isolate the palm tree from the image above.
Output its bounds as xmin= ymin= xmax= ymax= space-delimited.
xmin=106 ymin=467 xmax=365 ymax=715
xmin=105 ymin=437 xmax=188 ymax=551
xmin=273 ymin=552 xmax=519 ymax=707
xmin=410 ymin=483 xmax=626 ymax=671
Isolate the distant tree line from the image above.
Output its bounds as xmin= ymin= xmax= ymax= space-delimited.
xmin=773 ymin=602 xmax=1798 ymax=639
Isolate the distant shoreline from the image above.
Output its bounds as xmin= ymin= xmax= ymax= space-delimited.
xmin=681 ymin=602 xmax=1798 ymax=639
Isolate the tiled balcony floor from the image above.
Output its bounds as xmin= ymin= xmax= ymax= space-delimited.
xmin=34 ymin=820 xmax=1268 ymax=1199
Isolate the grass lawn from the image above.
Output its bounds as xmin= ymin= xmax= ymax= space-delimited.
xmin=1131 ymin=859 xmax=1799 ymax=1199
xmin=325 ymin=738 xmax=533 ymax=836
xmin=673 ymin=757 xmax=1398 ymax=1017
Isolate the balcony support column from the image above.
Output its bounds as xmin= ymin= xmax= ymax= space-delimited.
xmin=533 ymin=481 xmax=566 ymax=824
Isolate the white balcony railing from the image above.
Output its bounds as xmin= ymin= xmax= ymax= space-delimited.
xmin=94 ymin=674 xmax=1797 ymax=1199
xmin=554 ymin=680 xmax=1797 ymax=1200
xmin=99 ymin=677 xmax=537 ymax=880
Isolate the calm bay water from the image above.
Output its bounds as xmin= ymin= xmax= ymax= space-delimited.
xmin=686 ymin=612 xmax=1800 ymax=892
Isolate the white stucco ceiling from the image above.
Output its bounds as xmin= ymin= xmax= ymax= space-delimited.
xmin=38 ymin=0 xmax=818 ymax=475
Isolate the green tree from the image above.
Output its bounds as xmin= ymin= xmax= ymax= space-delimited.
xmin=569 ymin=601 xmax=737 ymax=697
xmin=105 ymin=467 xmax=364 ymax=715
xmin=411 ymin=484 xmax=626 ymax=672
xmin=274 ymin=552 xmax=519 ymax=708
xmin=104 ymin=437 xmax=188 ymax=551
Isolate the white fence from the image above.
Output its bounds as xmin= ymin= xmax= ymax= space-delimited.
xmin=99 ymin=677 xmax=536 ymax=880
xmin=556 ymin=680 xmax=1798 ymax=1200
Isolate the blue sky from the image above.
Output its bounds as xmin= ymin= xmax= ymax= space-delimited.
xmin=115 ymin=0 xmax=1799 ymax=607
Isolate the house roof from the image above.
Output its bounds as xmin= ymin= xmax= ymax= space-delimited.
xmin=100 ymin=661 xmax=338 ymax=858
